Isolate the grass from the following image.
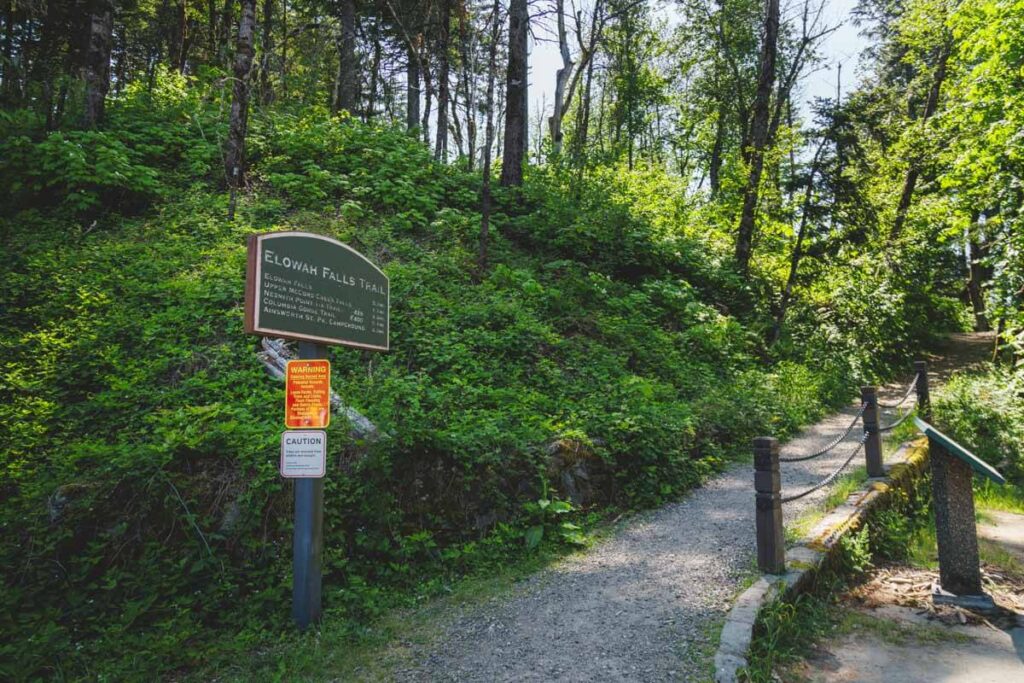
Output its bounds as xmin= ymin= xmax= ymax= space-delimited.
xmin=784 ymin=422 xmax=916 ymax=543
xmin=975 ymin=480 xmax=1024 ymax=514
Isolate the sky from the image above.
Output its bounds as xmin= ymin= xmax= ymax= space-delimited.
xmin=526 ymin=0 xmax=871 ymax=124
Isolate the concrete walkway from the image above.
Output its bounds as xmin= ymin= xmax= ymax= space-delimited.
xmin=394 ymin=334 xmax=994 ymax=682
xmin=796 ymin=511 xmax=1024 ymax=683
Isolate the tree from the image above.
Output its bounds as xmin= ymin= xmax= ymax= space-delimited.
xmin=734 ymin=0 xmax=779 ymax=274
xmin=499 ymin=0 xmax=527 ymax=187
xmin=83 ymin=0 xmax=114 ymax=127
xmin=334 ymin=0 xmax=358 ymax=113
xmin=225 ymin=0 xmax=257 ymax=212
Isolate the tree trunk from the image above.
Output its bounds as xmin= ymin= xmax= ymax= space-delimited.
xmin=771 ymin=138 xmax=825 ymax=345
xmin=334 ymin=0 xmax=357 ymax=114
xmin=547 ymin=0 xmax=573 ymax=158
xmin=734 ymin=0 xmax=780 ymax=275
xmin=259 ymin=0 xmax=273 ymax=104
xmin=457 ymin=0 xmax=475 ymax=170
xmin=83 ymin=0 xmax=114 ymax=127
xmin=406 ymin=40 xmax=420 ymax=132
xmin=709 ymin=100 xmax=725 ymax=197
xmin=421 ymin=55 xmax=432 ymax=144
xmin=499 ymin=0 xmax=527 ymax=187
xmin=966 ymin=215 xmax=991 ymax=331
xmin=434 ymin=0 xmax=451 ymax=159
xmin=225 ymin=0 xmax=256 ymax=188
xmin=890 ymin=40 xmax=951 ymax=243
xmin=479 ymin=0 xmax=502 ymax=274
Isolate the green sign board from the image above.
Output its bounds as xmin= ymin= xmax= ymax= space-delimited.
xmin=245 ymin=231 xmax=389 ymax=351
xmin=914 ymin=417 xmax=1005 ymax=484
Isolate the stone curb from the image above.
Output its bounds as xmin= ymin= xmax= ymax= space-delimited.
xmin=713 ymin=438 xmax=931 ymax=683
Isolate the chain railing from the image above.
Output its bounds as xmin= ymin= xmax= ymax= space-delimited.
xmin=754 ymin=360 xmax=931 ymax=574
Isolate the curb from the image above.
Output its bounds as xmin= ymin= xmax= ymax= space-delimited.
xmin=713 ymin=438 xmax=931 ymax=683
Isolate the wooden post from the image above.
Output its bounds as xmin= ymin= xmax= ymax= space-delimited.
xmin=915 ymin=360 xmax=930 ymax=421
xmin=861 ymin=386 xmax=884 ymax=477
xmin=293 ymin=341 xmax=326 ymax=629
xmin=754 ymin=437 xmax=785 ymax=574
xmin=930 ymin=439 xmax=983 ymax=596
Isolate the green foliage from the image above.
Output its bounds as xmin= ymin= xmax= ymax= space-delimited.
xmin=933 ymin=365 xmax=1024 ymax=485
xmin=0 ymin=71 xmax=937 ymax=679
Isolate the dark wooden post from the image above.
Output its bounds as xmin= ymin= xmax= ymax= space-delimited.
xmin=930 ymin=439 xmax=983 ymax=596
xmin=915 ymin=360 xmax=930 ymax=421
xmin=754 ymin=437 xmax=785 ymax=574
xmin=293 ymin=341 xmax=326 ymax=629
xmin=861 ymin=386 xmax=885 ymax=477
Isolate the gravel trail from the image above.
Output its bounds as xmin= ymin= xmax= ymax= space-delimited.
xmin=394 ymin=334 xmax=993 ymax=682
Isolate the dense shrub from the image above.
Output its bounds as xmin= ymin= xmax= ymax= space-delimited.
xmin=933 ymin=365 xmax=1024 ymax=485
xmin=0 ymin=92 xmax=931 ymax=679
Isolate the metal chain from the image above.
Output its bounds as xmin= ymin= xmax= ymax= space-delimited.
xmin=780 ymin=433 xmax=868 ymax=504
xmin=879 ymin=405 xmax=915 ymax=433
xmin=877 ymin=373 xmax=920 ymax=409
xmin=778 ymin=403 xmax=867 ymax=463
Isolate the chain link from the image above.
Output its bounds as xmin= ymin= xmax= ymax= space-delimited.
xmin=778 ymin=403 xmax=867 ymax=463
xmin=877 ymin=372 xmax=920 ymax=409
xmin=781 ymin=433 xmax=869 ymax=504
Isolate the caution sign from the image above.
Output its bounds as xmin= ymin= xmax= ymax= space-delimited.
xmin=285 ymin=359 xmax=331 ymax=428
xmin=281 ymin=430 xmax=327 ymax=478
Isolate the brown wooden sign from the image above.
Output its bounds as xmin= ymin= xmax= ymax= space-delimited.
xmin=244 ymin=231 xmax=389 ymax=350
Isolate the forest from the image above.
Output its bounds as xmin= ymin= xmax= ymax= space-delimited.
xmin=0 ymin=0 xmax=1022 ymax=678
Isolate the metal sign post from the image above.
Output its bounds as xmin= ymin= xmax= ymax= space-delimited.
xmin=292 ymin=342 xmax=326 ymax=629
xmin=244 ymin=231 xmax=389 ymax=631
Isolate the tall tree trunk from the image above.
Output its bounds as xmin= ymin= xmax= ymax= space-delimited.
xmin=479 ymin=0 xmax=501 ymax=274
xmin=547 ymin=0 xmax=572 ymax=158
xmin=457 ymin=0 xmax=475 ymax=170
xmin=36 ymin=0 xmax=62 ymax=130
xmin=434 ymin=0 xmax=451 ymax=159
xmin=499 ymin=0 xmax=527 ymax=187
xmin=219 ymin=0 xmax=235 ymax=65
xmin=406 ymin=40 xmax=420 ymax=132
xmin=966 ymin=214 xmax=991 ymax=331
xmin=225 ymin=0 xmax=256 ymax=191
xmin=83 ymin=0 xmax=114 ymax=127
xmin=709 ymin=99 xmax=725 ymax=197
xmin=421 ymin=56 xmax=432 ymax=144
xmin=734 ymin=0 xmax=780 ymax=274
xmin=890 ymin=40 xmax=951 ymax=243
xmin=771 ymin=138 xmax=826 ymax=345
xmin=334 ymin=0 xmax=357 ymax=114
xmin=259 ymin=0 xmax=273 ymax=104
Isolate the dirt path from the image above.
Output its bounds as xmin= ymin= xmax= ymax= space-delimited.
xmin=393 ymin=334 xmax=994 ymax=682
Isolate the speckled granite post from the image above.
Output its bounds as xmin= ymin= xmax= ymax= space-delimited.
xmin=930 ymin=441 xmax=983 ymax=596
xmin=754 ymin=437 xmax=785 ymax=574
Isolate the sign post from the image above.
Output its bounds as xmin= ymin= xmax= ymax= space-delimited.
xmin=245 ymin=231 xmax=389 ymax=630
xmin=292 ymin=341 xmax=326 ymax=629
xmin=914 ymin=417 xmax=1005 ymax=608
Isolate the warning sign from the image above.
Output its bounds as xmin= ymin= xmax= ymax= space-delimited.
xmin=285 ymin=359 xmax=331 ymax=428
xmin=281 ymin=430 xmax=327 ymax=478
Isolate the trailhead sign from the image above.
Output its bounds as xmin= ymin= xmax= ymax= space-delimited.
xmin=245 ymin=231 xmax=389 ymax=350
xmin=243 ymin=230 xmax=390 ymax=631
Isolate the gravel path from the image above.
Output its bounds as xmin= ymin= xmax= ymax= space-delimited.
xmin=394 ymin=334 xmax=994 ymax=682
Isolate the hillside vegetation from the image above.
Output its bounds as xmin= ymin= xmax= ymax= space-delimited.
xmin=1 ymin=0 xmax=1022 ymax=677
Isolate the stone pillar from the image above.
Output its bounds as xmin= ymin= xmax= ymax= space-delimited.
xmin=930 ymin=441 xmax=983 ymax=596
xmin=754 ymin=437 xmax=785 ymax=574
xmin=861 ymin=386 xmax=884 ymax=478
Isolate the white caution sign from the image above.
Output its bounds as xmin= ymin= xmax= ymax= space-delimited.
xmin=280 ymin=430 xmax=327 ymax=478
